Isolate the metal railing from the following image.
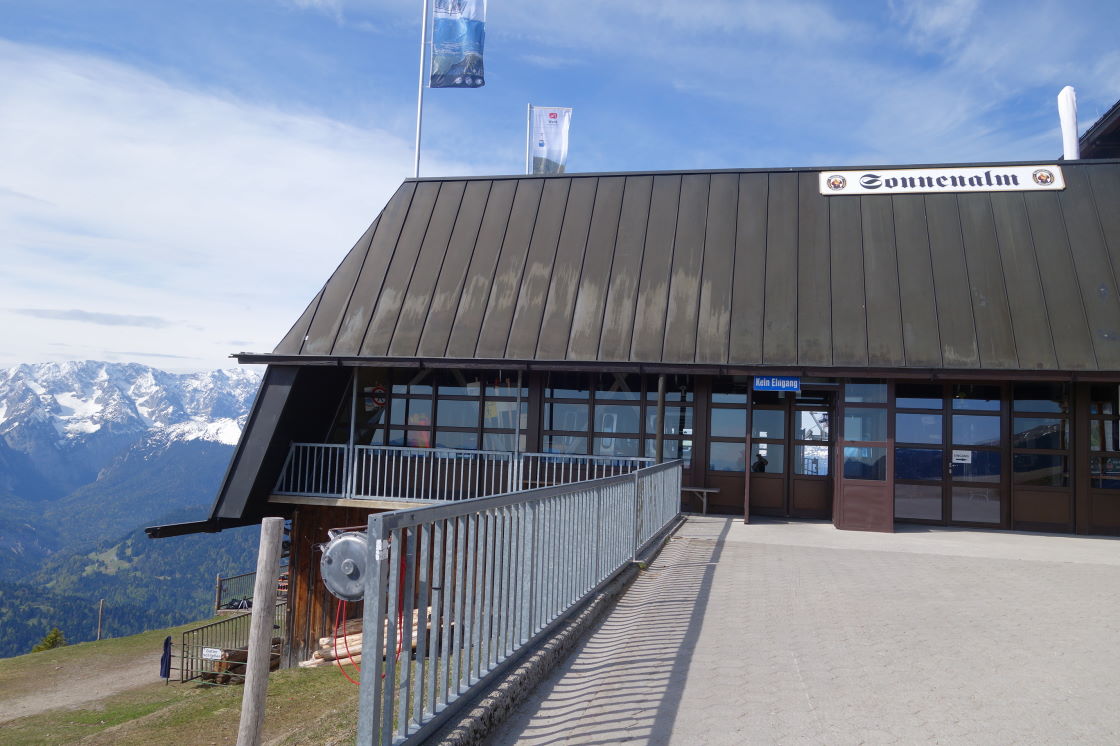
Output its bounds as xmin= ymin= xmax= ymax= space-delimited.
xmin=517 ymin=452 xmax=654 ymax=487
xmin=356 ymin=460 xmax=682 ymax=744
xmin=215 ymin=569 xmax=289 ymax=612
xmin=215 ymin=571 xmax=257 ymax=612
xmin=352 ymin=446 xmax=516 ymax=501
xmin=180 ymin=602 xmax=288 ymax=684
xmin=274 ymin=443 xmax=653 ymax=503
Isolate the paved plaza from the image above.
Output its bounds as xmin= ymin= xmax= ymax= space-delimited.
xmin=490 ymin=516 xmax=1120 ymax=745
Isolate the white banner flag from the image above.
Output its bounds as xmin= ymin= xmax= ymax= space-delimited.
xmin=529 ymin=106 xmax=572 ymax=175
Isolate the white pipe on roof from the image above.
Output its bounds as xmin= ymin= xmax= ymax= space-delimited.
xmin=1059 ymin=86 xmax=1079 ymax=160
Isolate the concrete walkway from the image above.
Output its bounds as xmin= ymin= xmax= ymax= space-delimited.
xmin=489 ymin=517 xmax=1120 ymax=745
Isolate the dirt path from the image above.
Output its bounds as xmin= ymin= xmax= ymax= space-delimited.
xmin=0 ymin=647 xmax=163 ymax=723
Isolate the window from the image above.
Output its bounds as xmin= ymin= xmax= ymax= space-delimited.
xmin=1089 ymin=385 xmax=1120 ymax=489
xmin=843 ymin=380 xmax=888 ymax=481
xmin=1012 ymin=383 xmax=1069 ymax=488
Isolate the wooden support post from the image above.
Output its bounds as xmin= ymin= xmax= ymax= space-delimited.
xmin=236 ymin=517 xmax=284 ymax=746
xmin=214 ymin=573 xmax=222 ymax=614
xmin=96 ymin=599 xmax=104 ymax=641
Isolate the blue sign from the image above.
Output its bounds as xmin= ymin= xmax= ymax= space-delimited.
xmin=754 ymin=376 xmax=800 ymax=392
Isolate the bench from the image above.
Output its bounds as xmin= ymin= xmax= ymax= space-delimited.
xmin=681 ymin=486 xmax=719 ymax=515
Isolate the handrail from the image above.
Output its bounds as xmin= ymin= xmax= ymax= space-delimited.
xmin=355 ymin=460 xmax=681 ymax=744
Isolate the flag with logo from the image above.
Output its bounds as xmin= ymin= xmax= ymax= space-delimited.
xmin=430 ymin=0 xmax=486 ymax=88
xmin=530 ymin=106 xmax=572 ymax=175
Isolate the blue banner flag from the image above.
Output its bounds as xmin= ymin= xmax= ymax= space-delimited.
xmin=430 ymin=0 xmax=486 ymax=88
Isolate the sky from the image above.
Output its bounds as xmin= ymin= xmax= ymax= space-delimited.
xmin=1 ymin=0 xmax=1118 ymax=372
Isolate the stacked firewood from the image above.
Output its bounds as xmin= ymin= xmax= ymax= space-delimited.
xmin=299 ymin=609 xmax=437 ymax=668
xmin=201 ymin=637 xmax=282 ymax=684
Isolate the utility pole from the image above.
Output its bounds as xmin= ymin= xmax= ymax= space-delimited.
xmin=96 ymin=599 xmax=105 ymax=641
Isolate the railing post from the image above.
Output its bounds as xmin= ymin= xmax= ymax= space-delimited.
xmin=631 ymin=471 xmax=641 ymax=561
xmin=357 ymin=513 xmax=389 ymax=745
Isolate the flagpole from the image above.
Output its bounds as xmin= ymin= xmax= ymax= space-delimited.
xmin=525 ymin=104 xmax=532 ymax=175
xmin=413 ymin=0 xmax=430 ymax=179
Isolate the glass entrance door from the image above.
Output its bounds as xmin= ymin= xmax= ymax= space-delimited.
xmin=748 ymin=389 xmax=835 ymax=518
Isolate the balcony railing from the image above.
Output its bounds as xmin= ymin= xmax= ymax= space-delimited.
xmin=274 ymin=443 xmax=653 ymax=503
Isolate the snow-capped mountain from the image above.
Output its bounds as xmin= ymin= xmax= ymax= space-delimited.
xmin=0 ymin=361 xmax=260 ymax=499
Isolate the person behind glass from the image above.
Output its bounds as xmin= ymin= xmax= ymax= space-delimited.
xmin=751 ymin=452 xmax=768 ymax=473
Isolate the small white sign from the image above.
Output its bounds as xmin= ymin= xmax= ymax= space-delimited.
xmin=951 ymin=450 xmax=972 ymax=464
xmin=201 ymin=647 xmax=223 ymax=661
xmin=820 ymin=165 xmax=1064 ymax=196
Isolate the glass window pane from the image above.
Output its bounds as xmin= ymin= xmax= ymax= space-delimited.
xmin=896 ymin=413 xmax=942 ymax=444
xmin=950 ymin=450 xmax=1001 ymax=482
xmin=390 ymin=398 xmax=407 ymax=426
xmin=895 ymin=483 xmax=943 ymax=521
xmin=406 ymin=400 xmax=433 ymax=429
xmin=359 ymin=425 xmax=386 ymax=446
xmin=594 ymin=373 xmax=641 ymax=400
xmin=545 ymin=372 xmax=590 ymax=399
xmin=436 ymin=399 xmax=479 ymax=428
xmin=436 ymin=371 xmax=481 ymax=396
xmin=711 ymin=408 xmax=747 ymax=438
xmin=794 ymin=445 xmax=830 ymax=475
xmin=646 ymin=405 xmax=693 ymax=435
xmin=752 ymin=409 xmax=785 ymax=439
xmin=1013 ymin=383 xmax=1068 ymax=413
xmin=895 ymin=383 xmax=943 ymax=409
xmin=749 ymin=443 xmax=784 ymax=473
xmin=1012 ymin=417 xmax=1067 ymax=450
xmin=434 ymin=430 xmax=478 ymax=450
xmin=485 ymin=376 xmax=527 ymax=397
xmin=712 ymin=376 xmax=751 ymax=404
xmin=952 ymin=414 xmax=1000 ymax=446
xmin=751 ymin=390 xmax=784 ymax=406
xmin=1013 ymin=454 xmax=1068 ymax=487
xmin=594 ymin=404 xmax=641 ymax=434
xmin=543 ymin=435 xmax=587 ymax=454
xmin=1091 ymin=456 xmax=1120 ymax=488
xmin=405 ymin=430 xmax=432 ymax=448
xmin=593 ymin=437 xmax=639 ymax=457
xmin=483 ymin=432 xmax=527 ymax=452
xmin=795 ymin=411 xmax=829 ymax=441
xmin=951 ymin=384 xmax=1000 ymax=411
xmin=397 ymin=370 xmax=433 ymax=396
xmin=952 ymin=486 xmax=1000 ymax=523
xmin=795 ymin=390 xmax=833 ymax=407
xmin=844 ymin=409 xmax=887 ymax=442
xmin=645 ymin=375 xmax=694 ymax=402
xmin=483 ymin=400 xmax=527 ymax=430
xmin=895 ymin=448 xmax=942 ymax=481
xmin=843 ymin=447 xmax=886 ymax=480
xmin=645 ymin=438 xmax=692 ymax=467
xmin=845 ymin=381 xmax=886 ymax=403
xmin=1090 ymin=420 xmax=1120 ymax=452
xmin=1090 ymin=385 xmax=1118 ymax=415
xmin=709 ymin=442 xmax=747 ymax=472
xmin=545 ymin=402 xmax=589 ymax=431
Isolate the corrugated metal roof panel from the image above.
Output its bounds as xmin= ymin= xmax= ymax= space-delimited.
xmin=272 ymin=161 xmax=1120 ymax=373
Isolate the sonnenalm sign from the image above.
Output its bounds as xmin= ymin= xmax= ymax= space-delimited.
xmin=819 ymin=165 xmax=1064 ymax=196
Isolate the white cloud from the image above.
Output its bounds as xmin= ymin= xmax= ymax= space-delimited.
xmin=0 ymin=39 xmax=473 ymax=370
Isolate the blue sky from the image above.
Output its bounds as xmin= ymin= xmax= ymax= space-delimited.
xmin=2 ymin=0 xmax=1118 ymax=370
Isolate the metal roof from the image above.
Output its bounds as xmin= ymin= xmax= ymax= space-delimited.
xmin=1081 ymin=100 xmax=1120 ymax=159
xmin=267 ymin=160 xmax=1120 ymax=373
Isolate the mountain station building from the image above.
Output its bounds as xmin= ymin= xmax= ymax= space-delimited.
xmin=149 ymin=108 xmax=1120 ymax=662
